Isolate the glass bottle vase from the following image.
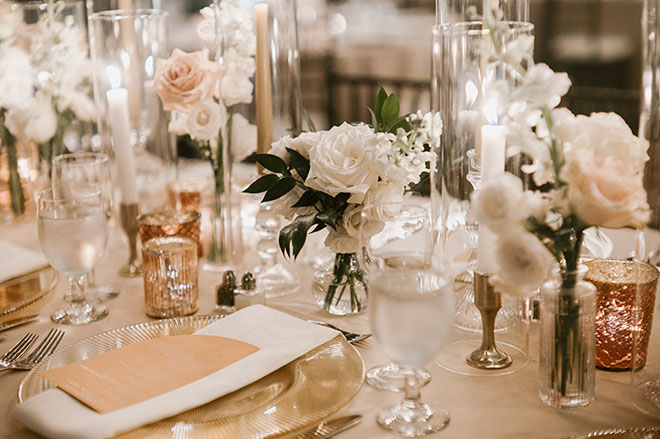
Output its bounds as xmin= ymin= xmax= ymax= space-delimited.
xmin=312 ymin=252 xmax=368 ymax=316
xmin=539 ymin=266 xmax=597 ymax=409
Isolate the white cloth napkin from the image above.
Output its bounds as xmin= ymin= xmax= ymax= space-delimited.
xmin=0 ymin=240 xmax=48 ymax=284
xmin=13 ymin=305 xmax=339 ymax=439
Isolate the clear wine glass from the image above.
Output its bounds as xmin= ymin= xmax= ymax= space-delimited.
xmin=37 ymin=188 xmax=109 ymax=325
xmin=52 ymin=152 xmax=118 ymax=301
xmin=363 ymin=202 xmax=454 ymax=436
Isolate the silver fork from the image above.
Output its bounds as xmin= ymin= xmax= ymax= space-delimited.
xmin=308 ymin=321 xmax=371 ymax=344
xmin=9 ymin=328 xmax=65 ymax=371
xmin=0 ymin=332 xmax=38 ymax=371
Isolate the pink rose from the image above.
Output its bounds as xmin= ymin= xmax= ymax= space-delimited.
xmin=154 ymin=48 xmax=219 ymax=112
xmin=564 ymin=150 xmax=650 ymax=228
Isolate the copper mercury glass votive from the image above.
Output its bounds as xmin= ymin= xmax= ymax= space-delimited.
xmin=584 ymin=259 xmax=658 ymax=371
xmin=138 ymin=210 xmax=202 ymax=257
xmin=142 ymin=236 xmax=199 ymax=318
xmin=167 ymin=179 xmax=208 ymax=213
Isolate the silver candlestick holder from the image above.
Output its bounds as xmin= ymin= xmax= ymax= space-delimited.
xmin=466 ymin=271 xmax=512 ymax=369
xmin=119 ymin=203 xmax=142 ymax=278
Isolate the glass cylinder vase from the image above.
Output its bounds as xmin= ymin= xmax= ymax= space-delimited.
xmin=312 ymin=252 xmax=368 ymax=316
xmin=88 ymin=8 xmax=175 ymax=212
xmin=539 ymin=266 xmax=597 ymax=409
xmin=431 ymin=21 xmax=534 ymax=332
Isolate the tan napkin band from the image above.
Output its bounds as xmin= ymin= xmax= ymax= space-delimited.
xmin=41 ymin=335 xmax=259 ymax=414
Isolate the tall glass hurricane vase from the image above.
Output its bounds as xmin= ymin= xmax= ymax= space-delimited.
xmin=436 ymin=0 xmax=529 ymax=24
xmin=539 ymin=266 xmax=597 ymax=409
xmin=431 ymin=21 xmax=533 ymax=332
xmin=632 ymin=0 xmax=660 ymax=416
xmin=88 ymin=9 xmax=174 ymax=212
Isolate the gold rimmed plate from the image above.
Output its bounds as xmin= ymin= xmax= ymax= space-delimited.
xmin=0 ymin=267 xmax=57 ymax=325
xmin=18 ymin=315 xmax=365 ymax=438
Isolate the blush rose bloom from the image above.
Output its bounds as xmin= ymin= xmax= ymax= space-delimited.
xmin=490 ymin=228 xmax=554 ymax=297
xmin=154 ymin=48 xmax=219 ymax=112
xmin=305 ymin=123 xmax=391 ymax=204
xmin=562 ymin=149 xmax=650 ymax=228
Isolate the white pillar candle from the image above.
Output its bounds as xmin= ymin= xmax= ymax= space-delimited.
xmin=476 ymin=124 xmax=505 ymax=274
xmin=106 ymin=88 xmax=139 ymax=205
xmin=255 ymin=2 xmax=273 ymax=158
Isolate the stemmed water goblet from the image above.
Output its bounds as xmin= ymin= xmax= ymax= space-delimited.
xmin=365 ymin=204 xmax=434 ymax=392
xmin=52 ymin=152 xmax=118 ymax=301
xmin=363 ymin=202 xmax=454 ymax=436
xmin=37 ymin=188 xmax=109 ymax=325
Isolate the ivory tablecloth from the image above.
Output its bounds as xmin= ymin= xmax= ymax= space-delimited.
xmin=1 ymin=215 xmax=659 ymax=439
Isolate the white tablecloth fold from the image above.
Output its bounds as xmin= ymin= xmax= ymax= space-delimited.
xmin=12 ymin=305 xmax=339 ymax=439
xmin=0 ymin=240 xmax=48 ymax=284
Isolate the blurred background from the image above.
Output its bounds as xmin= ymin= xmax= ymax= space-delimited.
xmin=129 ymin=0 xmax=645 ymax=132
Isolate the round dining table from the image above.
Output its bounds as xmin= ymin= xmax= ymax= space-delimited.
xmin=1 ymin=201 xmax=660 ymax=439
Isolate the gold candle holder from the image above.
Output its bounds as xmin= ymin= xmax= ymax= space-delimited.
xmin=584 ymin=259 xmax=658 ymax=371
xmin=138 ymin=210 xmax=202 ymax=257
xmin=142 ymin=236 xmax=199 ymax=318
xmin=119 ymin=203 xmax=142 ymax=277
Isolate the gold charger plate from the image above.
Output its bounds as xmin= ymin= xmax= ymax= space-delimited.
xmin=0 ymin=267 xmax=57 ymax=325
xmin=18 ymin=315 xmax=365 ymax=438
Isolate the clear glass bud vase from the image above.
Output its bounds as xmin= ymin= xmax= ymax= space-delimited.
xmin=312 ymin=252 xmax=368 ymax=316
xmin=539 ymin=266 xmax=597 ymax=409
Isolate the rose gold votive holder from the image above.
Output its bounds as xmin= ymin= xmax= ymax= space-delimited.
xmin=584 ymin=259 xmax=658 ymax=371
xmin=138 ymin=210 xmax=202 ymax=257
xmin=167 ymin=179 xmax=208 ymax=213
xmin=142 ymin=236 xmax=199 ymax=318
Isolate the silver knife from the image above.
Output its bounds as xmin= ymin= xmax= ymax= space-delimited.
xmin=287 ymin=415 xmax=362 ymax=439
xmin=0 ymin=314 xmax=39 ymax=332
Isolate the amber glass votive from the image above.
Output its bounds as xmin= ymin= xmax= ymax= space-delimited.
xmin=138 ymin=210 xmax=202 ymax=257
xmin=142 ymin=237 xmax=199 ymax=318
xmin=167 ymin=179 xmax=208 ymax=213
xmin=584 ymin=259 xmax=658 ymax=371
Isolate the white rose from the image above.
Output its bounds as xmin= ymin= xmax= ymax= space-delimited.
xmin=363 ymin=183 xmax=405 ymax=222
xmin=5 ymin=94 xmax=57 ymax=143
xmin=0 ymin=45 xmax=34 ymax=109
xmin=305 ymin=123 xmax=390 ymax=204
xmin=342 ymin=204 xmax=385 ymax=241
xmin=471 ymin=173 xmax=532 ymax=232
xmin=221 ymin=72 xmax=253 ymax=106
xmin=324 ymin=226 xmax=360 ymax=254
xmin=269 ymin=131 xmax=322 ymax=162
xmin=168 ymin=111 xmax=189 ymax=136
xmin=231 ymin=113 xmax=256 ymax=161
xmin=185 ymin=99 xmax=225 ymax=141
xmin=562 ymin=149 xmax=650 ymax=228
xmin=490 ymin=229 xmax=554 ymax=297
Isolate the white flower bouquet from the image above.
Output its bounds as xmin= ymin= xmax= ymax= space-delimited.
xmin=0 ymin=0 xmax=94 ymax=217
xmin=245 ymin=88 xmax=437 ymax=314
xmin=470 ymin=7 xmax=650 ymax=404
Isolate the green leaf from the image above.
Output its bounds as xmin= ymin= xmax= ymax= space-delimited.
xmin=310 ymin=223 xmax=326 ymax=233
xmin=332 ymin=193 xmax=351 ymax=211
xmin=384 ymin=115 xmax=411 ymax=134
xmin=262 ymin=177 xmax=296 ymax=202
xmin=317 ymin=209 xmax=338 ymax=229
xmin=368 ymin=108 xmax=378 ymax=129
xmin=243 ymin=173 xmax=279 ymax=194
xmin=381 ymin=93 xmax=400 ymax=126
xmin=286 ymin=147 xmax=310 ymax=180
xmin=279 ymin=222 xmax=295 ymax=258
xmin=291 ymin=190 xmax=319 ymax=208
xmin=374 ymin=87 xmax=387 ymax=124
xmin=291 ymin=213 xmax=317 ymax=258
xmin=254 ymin=154 xmax=288 ymax=174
